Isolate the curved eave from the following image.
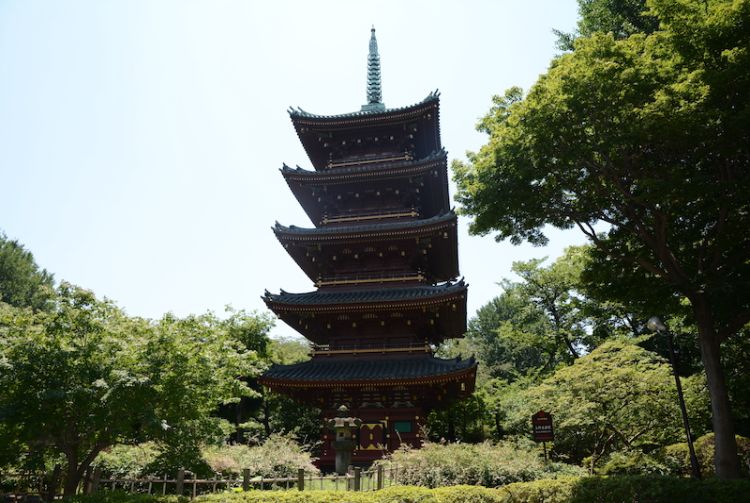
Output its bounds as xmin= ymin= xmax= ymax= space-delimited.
xmin=290 ymin=93 xmax=441 ymax=170
xmin=274 ymin=211 xmax=457 ymax=243
xmin=260 ymin=366 xmax=477 ymax=389
xmin=259 ymin=358 xmax=477 ymax=390
xmin=264 ymin=284 xmax=467 ymax=344
xmin=281 ymin=149 xmax=447 ymax=184
xmin=288 ymin=91 xmax=439 ymax=124
xmin=281 ymin=153 xmax=450 ymax=225
xmin=263 ymin=281 xmax=467 ymax=313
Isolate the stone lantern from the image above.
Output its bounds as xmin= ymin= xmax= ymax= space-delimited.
xmin=326 ymin=405 xmax=362 ymax=474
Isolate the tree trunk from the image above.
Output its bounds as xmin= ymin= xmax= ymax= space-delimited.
xmin=261 ymin=390 xmax=272 ymax=438
xmin=693 ymin=297 xmax=741 ymax=478
xmin=447 ymin=412 xmax=456 ymax=442
xmin=63 ymin=457 xmax=81 ymax=499
xmin=62 ymin=445 xmax=105 ymax=498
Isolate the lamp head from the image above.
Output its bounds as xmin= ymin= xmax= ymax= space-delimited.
xmin=647 ymin=316 xmax=668 ymax=333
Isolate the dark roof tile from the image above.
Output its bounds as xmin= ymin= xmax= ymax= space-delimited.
xmin=274 ymin=211 xmax=456 ymax=237
xmin=263 ymin=280 xmax=466 ymax=306
xmin=262 ymin=354 xmax=475 ymax=382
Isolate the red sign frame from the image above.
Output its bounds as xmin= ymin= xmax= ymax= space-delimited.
xmin=531 ymin=410 xmax=554 ymax=442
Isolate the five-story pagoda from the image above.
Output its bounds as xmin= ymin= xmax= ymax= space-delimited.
xmin=260 ymin=28 xmax=476 ymax=468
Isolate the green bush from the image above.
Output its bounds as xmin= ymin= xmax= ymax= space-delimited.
xmin=598 ymin=451 xmax=670 ymax=476
xmin=567 ymin=476 xmax=750 ymax=503
xmin=96 ymin=444 xmax=162 ymax=478
xmin=69 ymin=492 xmax=183 ymax=503
xmin=202 ymin=435 xmax=318 ymax=477
xmin=660 ymin=433 xmax=750 ymax=477
xmin=194 ymin=485 xmax=507 ymax=502
xmin=67 ymin=476 xmax=750 ymax=503
xmin=378 ymin=440 xmax=585 ymax=488
xmin=91 ymin=435 xmax=317 ymax=480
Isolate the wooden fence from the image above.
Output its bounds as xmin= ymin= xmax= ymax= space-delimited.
xmin=2 ymin=465 xmax=401 ymax=500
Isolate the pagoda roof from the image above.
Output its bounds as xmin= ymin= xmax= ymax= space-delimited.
xmin=261 ymin=354 xmax=476 ymax=387
xmin=273 ymin=211 xmax=456 ymax=242
xmin=281 ymin=150 xmax=449 ymax=225
xmin=289 ymin=90 xmax=439 ymax=123
xmin=281 ymin=149 xmax=447 ymax=183
xmin=289 ymin=92 xmax=441 ymax=170
xmin=263 ymin=279 xmax=466 ymax=311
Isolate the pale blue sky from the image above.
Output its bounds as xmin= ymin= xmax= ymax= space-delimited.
xmin=0 ymin=0 xmax=586 ymax=339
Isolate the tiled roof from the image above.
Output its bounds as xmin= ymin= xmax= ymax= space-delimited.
xmin=288 ymin=91 xmax=439 ymax=121
xmin=263 ymin=279 xmax=466 ymax=307
xmin=280 ymin=149 xmax=447 ymax=180
xmin=262 ymin=354 xmax=476 ymax=383
xmin=274 ymin=211 xmax=456 ymax=239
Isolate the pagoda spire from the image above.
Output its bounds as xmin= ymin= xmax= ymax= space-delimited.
xmin=362 ymin=26 xmax=385 ymax=112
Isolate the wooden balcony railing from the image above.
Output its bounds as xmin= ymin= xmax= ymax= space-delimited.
xmin=311 ymin=342 xmax=431 ymax=356
xmin=322 ymin=209 xmax=419 ymax=225
xmin=315 ymin=271 xmax=424 ymax=288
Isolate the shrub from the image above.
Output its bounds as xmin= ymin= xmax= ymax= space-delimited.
xmin=567 ymin=476 xmax=750 ymax=503
xmin=195 ymin=485 xmax=504 ymax=502
xmin=202 ymin=435 xmax=318 ymax=477
xmin=598 ymin=451 xmax=670 ymax=476
xmin=96 ymin=444 xmax=161 ymax=478
xmin=660 ymin=433 xmax=750 ymax=477
xmin=66 ymin=477 xmax=750 ymax=503
xmin=69 ymin=492 xmax=183 ymax=503
xmin=92 ymin=435 xmax=318 ymax=480
xmin=378 ymin=439 xmax=585 ymax=488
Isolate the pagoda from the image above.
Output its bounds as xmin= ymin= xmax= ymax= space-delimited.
xmin=260 ymin=28 xmax=476 ymax=468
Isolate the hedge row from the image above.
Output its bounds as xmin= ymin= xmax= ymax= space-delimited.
xmin=71 ymin=476 xmax=750 ymax=503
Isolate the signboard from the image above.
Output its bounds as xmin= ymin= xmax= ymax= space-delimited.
xmin=531 ymin=410 xmax=554 ymax=442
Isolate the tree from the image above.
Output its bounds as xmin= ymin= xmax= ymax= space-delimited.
xmin=454 ymin=0 xmax=750 ymax=477
xmin=511 ymin=248 xmax=595 ymax=360
xmin=0 ymin=232 xmax=54 ymax=311
xmin=218 ymin=308 xmax=275 ymax=442
xmin=0 ymin=283 xmax=261 ymax=496
xmin=555 ymin=0 xmax=659 ymax=49
xmin=497 ymin=340 xmax=709 ymax=472
xmin=256 ymin=338 xmax=320 ymax=445
xmin=462 ymin=285 xmax=556 ymax=381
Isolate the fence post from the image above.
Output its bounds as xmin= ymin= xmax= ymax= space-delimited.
xmin=175 ymin=469 xmax=185 ymax=496
xmin=242 ymin=468 xmax=250 ymax=491
xmin=353 ymin=467 xmax=361 ymax=492
xmin=377 ymin=465 xmax=383 ymax=490
xmin=297 ymin=469 xmax=304 ymax=491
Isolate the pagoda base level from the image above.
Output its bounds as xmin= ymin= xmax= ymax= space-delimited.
xmin=316 ymin=406 xmax=424 ymax=471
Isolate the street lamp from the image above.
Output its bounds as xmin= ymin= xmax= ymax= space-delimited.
xmin=647 ymin=316 xmax=702 ymax=479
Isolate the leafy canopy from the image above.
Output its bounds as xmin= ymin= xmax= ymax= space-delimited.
xmin=0 ymin=232 xmax=54 ymax=311
xmin=0 ymin=283 xmax=263 ymax=494
xmin=454 ymin=0 xmax=750 ymax=338
xmin=496 ymin=340 xmax=709 ymax=470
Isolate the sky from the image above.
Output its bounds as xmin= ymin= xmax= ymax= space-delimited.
xmin=0 ymin=0 xmax=587 ymax=339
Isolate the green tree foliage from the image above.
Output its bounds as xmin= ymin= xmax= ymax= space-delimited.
xmin=454 ymin=0 xmax=750 ymax=477
xmin=261 ymin=338 xmax=320 ymax=445
xmin=462 ymin=286 xmax=553 ymax=381
xmin=460 ymin=247 xmax=638 ymax=383
xmin=496 ymin=340 xmax=709 ymax=472
xmin=0 ymin=232 xmax=54 ymax=311
xmin=556 ymin=0 xmax=659 ymax=49
xmin=434 ymin=246 xmax=643 ymax=442
xmin=232 ymin=337 xmax=320 ymax=446
xmin=0 ymin=284 xmax=262 ymax=496
xmin=511 ymin=249 xmax=593 ymax=360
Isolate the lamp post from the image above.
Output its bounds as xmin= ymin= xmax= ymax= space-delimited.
xmin=646 ymin=316 xmax=702 ymax=479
